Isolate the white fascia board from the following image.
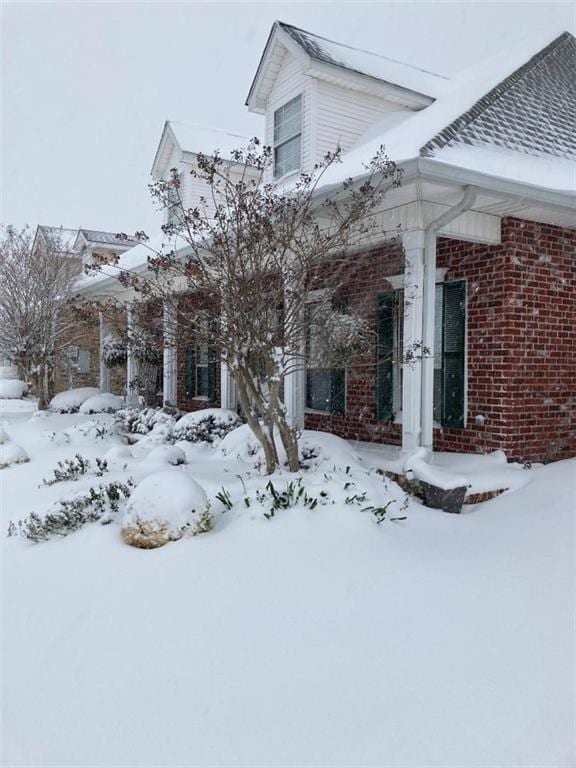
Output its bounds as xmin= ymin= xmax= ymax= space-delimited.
xmin=306 ymin=60 xmax=433 ymax=108
xmin=150 ymin=122 xmax=180 ymax=179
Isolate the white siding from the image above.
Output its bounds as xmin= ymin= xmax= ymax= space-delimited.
xmin=315 ymin=80 xmax=408 ymax=161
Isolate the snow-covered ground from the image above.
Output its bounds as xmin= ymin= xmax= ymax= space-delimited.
xmin=1 ymin=403 xmax=574 ymax=766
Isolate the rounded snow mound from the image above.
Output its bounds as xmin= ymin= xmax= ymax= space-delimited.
xmin=144 ymin=444 xmax=186 ymax=466
xmin=0 ymin=365 xmax=20 ymax=381
xmin=103 ymin=445 xmax=132 ymax=469
xmin=0 ymin=379 xmax=27 ymax=399
xmin=172 ymin=408 xmax=242 ymax=444
xmin=300 ymin=431 xmax=363 ymax=470
xmin=218 ymin=423 xmax=263 ymax=461
xmin=0 ymin=442 xmax=29 ymax=469
xmin=79 ymin=393 xmax=124 ymax=414
xmin=121 ymin=471 xmax=211 ymax=549
xmin=0 ymin=427 xmax=10 ymax=445
xmin=50 ymin=388 xmax=101 ymax=413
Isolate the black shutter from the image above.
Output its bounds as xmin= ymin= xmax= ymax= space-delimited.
xmin=329 ymin=369 xmax=346 ymax=416
xmin=441 ymin=280 xmax=466 ymax=429
xmin=329 ymin=296 xmax=347 ymax=415
xmin=207 ymin=347 xmax=217 ymax=402
xmin=184 ymin=346 xmax=196 ymax=399
xmin=376 ymin=292 xmax=395 ymax=421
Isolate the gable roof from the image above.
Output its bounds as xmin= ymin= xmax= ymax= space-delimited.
xmin=317 ymin=29 xmax=576 ymax=194
xmin=246 ymin=21 xmax=450 ymax=112
xmin=151 ymin=120 xmax=257 ymax=178
xmin=36 ymin=225 xmax=78 ymax=253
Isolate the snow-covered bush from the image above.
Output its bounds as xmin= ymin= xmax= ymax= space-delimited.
xmin=0 ymin=442 xmax=29 ymax=469
xmin=103 ymin=445 xmax=132 ymax=469
xmin=79 ymin=393 xmax=124 ymax=414
xmin=121 ymin=471 xmax=211 ymax=549
xmin=144 ymin=445 xmax=186 ymax=466
xmin=0 ymin=427 xmax=10 ymax=444
xmin=115 ymin=406 xmax=176 ymax=436
xmin=50 ymin=387 xmax=101 ymax=413
xmin=0 ymin=365 xmax=19 ymax=380
xmin=41 ymin=453 xmax=108 ymax=486
xmin=8 ymin=479 xmax=134 ymax=542
xmin=0 ymin=379 xmax=27 ymax=399
xmin=218 ymin=423 xmax=263 ymax=462
xmin=172 ymin=408 xmax=242 ymax=444
xmin=102 ymin=336 xmax=127 ymax=368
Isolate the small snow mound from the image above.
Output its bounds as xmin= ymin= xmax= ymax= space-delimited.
xmin=0 ymin=365 xmax=20 ymax=380
xmin=121 ymin=471 xmax=211 ymax=548
xmin=144 ymin=445 xmax=186 ymax=466
xmin=103 ymin=445 xmax=132 ymax=469
xmin=173 ymin=408 xmax=242 ymax=443
xmin=50 ymin=388 xmax=101 ymax=413
xmin=300 ymin=431 xmax=363 ymax=469
xmin=218 ymin=424 xmax=262 ymax=461
xmin=0 ymin=442 xmax=29 ymax=469
xmin=0 ymin=379 xmax=27 ymax=399
xmin=79 ymin=393 xmax=124 ymax=414
xmin=0 ymin=427 xmax=10 ymax=445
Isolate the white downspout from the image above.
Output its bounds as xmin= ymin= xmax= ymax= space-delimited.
xmin=421 ymin=186 xmax=478 ymax=450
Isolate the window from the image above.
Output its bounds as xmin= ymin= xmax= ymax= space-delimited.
xmin=274 ymin=95 xmax=302 ymax=178
xmin=305 ymin=301 xmax=346 ymax=415
xmin=184 ymin=322 xmax=217 ymax=401
xmin=166 ymin=171 xmax=180 ymax=227
xmin=376 ymin=281 xmax=466 ymax=428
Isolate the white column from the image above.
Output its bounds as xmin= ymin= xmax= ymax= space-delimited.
xmin=162 ymin=302 xmax=177 ymax=407
xmin=220 ymin=363 xmax=237 ymax=411
xmin=99 ymin=313 xmax=111 ymax=393
xmin=421 ymin=231 xmax=438 ymax=451
xmin=401 ymin=230 xmax=425 ymax=454
xmin=126 ymin=305 xmax=139 ymax=406
xmin=284 ymin=358 xmax=305 ymax=430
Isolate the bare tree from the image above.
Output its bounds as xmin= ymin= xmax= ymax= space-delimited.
xmin=0 ymin=226 xmax=80 ymax=408
xmin=89 ymin=142 xmax=402 ymax=473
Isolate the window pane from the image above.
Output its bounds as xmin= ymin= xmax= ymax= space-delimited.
xmin=274 ymin=96 xmax=301 ymax=144
xmin=196 ymin=365 xmax=209 ymax=397
xmin=274 ymin=135 xmax=301 ymax=178
xmin=306 ymin=369 xmax=331 ymax=411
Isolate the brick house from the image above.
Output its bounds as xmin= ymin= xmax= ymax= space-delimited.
xmin=77 ymin=23 xmax=575 ymax=463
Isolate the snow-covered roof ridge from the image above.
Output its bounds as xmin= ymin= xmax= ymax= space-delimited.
xmin=278 ymin=21 xmax=451 ymax=98
xmin=78 ymin=229 xmax=138 ymax=247
xmin=37 ymin=225 xmax=78 ymax=252
xmin=422 ymin=30 xmax=576 ymax=161
xmin=168 ymin=120 xmax=258 ymax=160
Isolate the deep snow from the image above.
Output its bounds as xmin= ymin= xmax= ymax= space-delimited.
xmin=1 ymin=405 xmax=574 ymax=766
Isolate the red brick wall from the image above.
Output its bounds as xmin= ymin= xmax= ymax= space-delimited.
xmin=305 ymin=218 xmax=576 ymax=462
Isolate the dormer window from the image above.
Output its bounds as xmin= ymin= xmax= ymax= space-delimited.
xmin=274 ymin=95 xmax=302 ymax=178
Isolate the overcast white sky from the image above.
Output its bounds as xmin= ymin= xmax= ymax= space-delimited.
xmin=1 ymin=1 xmax=574 ymax=235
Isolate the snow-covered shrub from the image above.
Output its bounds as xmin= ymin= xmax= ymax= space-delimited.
xmin=0 ymin=427 xmax=10 ymax=444
xmin=50 ymin=387 xmax=100 ymax=413
xmin=0 ymin=442 xmax=29 ymax=469
xmin=115 ymin=406 xmax=176 ymax=436
xmin=0 ymin=379 xmax=27 ymax=399
xmin=0 ymin=365 xmax=19 ymax=380
xmin=8 ymin=479 xmax=134 ymax=542
xmin=103 ymin=445 xmax=132 ymax=469
xmin=79 ymin=393 xmax=124 ymax=414
xmin=102 ymin=336 xmax=127 ymax=368
xmin=41 ymin=453 xmax=108 ymax=486
xmin=299 ymin=431 xmax=362 ymax=471
xmin=144 ymin=445 xmax=186 ymax=466
xmin=172 ymin=408 xmax=242 ymax=444
xmin=121 ymin=471 xmax=211 ymax=549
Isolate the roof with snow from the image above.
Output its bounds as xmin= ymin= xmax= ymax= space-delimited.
xmin=36 ymin=225 xmax=78 ymax=252
xmin=421 ymin=31 xmax=576 ymax=162
xmin=76 ymin=229 xmax=137 ymax=248
xmin=277 ymin=22 xmax=450 ymax=99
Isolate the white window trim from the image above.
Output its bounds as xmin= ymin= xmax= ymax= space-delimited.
xmin=273 ymin=94 xmax=302 ymax=179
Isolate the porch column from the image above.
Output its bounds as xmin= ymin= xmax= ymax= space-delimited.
xmin=421 ymin=231 xmax=438 ymax=450
xmin=284 ymin=358 xmax=305 ymax=430
xmin=99 ymin=313 xmax=111 ymax=393
xmin=220 ymin=363 xmax=237 ymax=411
xmin=401 ymin=230 xmax=425 ymax=453
xmin=126 ymin=304 xmax=139 ymax=406
xmin=162 ymin=302 xmax=177 ymax=407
